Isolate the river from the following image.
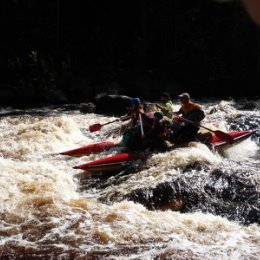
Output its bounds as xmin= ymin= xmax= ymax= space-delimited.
xmin=0 ymin=99 xmax=259 ymax=260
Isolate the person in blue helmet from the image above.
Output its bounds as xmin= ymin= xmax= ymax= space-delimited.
xmin=120 ymin=97 xmax=145 ymax=150
xmin=129 ymin=98 xmax=143 ymax=126
xmin=121 ymin=97 xmax=144 ymax=126
xmin=131 ymin=97 xmax=141 ymax=104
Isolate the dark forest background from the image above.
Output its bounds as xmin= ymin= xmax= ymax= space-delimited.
xmin=2 ymin=0 xmax=260 ymax=106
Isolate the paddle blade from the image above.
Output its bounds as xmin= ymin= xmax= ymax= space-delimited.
xmin=89 ymin=123 xmax=102 ymax=132
xmin=214 ymin=130 xmax=234 ymax=143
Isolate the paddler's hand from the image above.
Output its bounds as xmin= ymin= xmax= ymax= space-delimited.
xmin=156 ymin=103 xmax=164 ymax=110
xmin=120 ymin=115 xmax=131 ymax=121
xmin=173 ymin=115 xmax=183 ymax=122
xmin=138 ymin=108 xmax=145 ymax=114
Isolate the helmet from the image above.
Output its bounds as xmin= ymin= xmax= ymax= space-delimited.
xmin=131 ymin=98 xmax=141 ymax=105
xmin=154 ymin=111 xmax=164 ymax=119
xmin=178 ymin=92 xmax=190 ymax=99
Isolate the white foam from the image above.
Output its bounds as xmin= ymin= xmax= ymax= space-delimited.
xmin=221 ymin=139 xmax=259 ymax=161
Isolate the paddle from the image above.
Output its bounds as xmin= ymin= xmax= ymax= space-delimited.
xmin=89 ymin=114 xmax=133 ymax=132
xmin=176 ymin=116 xmax=234 ymax=143
xmin=139 ymin=113 xmax=145 ymax=138
xmin=89 ymin=119 xmax=120 ymax=132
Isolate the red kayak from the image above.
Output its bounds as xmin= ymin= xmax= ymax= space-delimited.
xmin=73 ymin=152 xmax=147 ymax=173
xmin=72 ymin=130 xmax=256 ymax=173
xmin=62 ymin=130 xmax=255 ymax=157
xmin=60 ymin=141 xmax=116 ymax=157
xmin=211 ymin=130 xmax=256 ymax=148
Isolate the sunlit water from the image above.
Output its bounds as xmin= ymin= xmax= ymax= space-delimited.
xmin=0 ymin=100 xmax=259 ymax=259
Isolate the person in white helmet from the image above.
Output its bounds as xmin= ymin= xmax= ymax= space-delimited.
xmin=171 ymin=92 xmax=205 ymax=144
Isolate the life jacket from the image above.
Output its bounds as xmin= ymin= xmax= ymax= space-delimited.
xmin=180 ymin=102 xmax=201 ymax=115
xmin=186 ymin=109 xmax=205 ymax=122
xmin=180 ymin=102 xmax=205 ymax=122
xmin=159 ymin=101 xmax=174 ymax=119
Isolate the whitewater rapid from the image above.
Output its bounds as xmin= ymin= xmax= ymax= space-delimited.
xmin=0 ymin=100 xmax=259 ymax=259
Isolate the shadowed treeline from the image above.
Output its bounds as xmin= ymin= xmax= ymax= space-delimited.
xmin=4 ymin=0 xmax=260 ymax=106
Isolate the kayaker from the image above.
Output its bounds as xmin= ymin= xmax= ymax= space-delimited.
xmin=141 ymin=111 xmax=172 ymax=151
xmin=156 ymin=92 xmax=174 ymax=119
xmin=171 ymin=92 xmax=205 ymax=144
xmin=121 ymin=98 xmax=171 ymax=151
xmin=121 ymin=97 xmax=145 ymax=126
xmin=120 ymin=97 xmax=145 ymax=150
xmin=121 ymin=97 xmax=154 ymax=130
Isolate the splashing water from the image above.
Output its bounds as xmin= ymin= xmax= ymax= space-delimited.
xmin=0 ymin=101 xmax=259 ymax=259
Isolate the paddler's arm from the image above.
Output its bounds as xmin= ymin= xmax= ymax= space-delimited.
xmin=172 ymin=109 xmax=182 ymax=116
xmin=120 ymin=115 xmax=132 ymax=121
xmin=156 ymin=103 xmax=171 ymax=115
xmin=156 ymin=104 xmax=183 ymax=120
xmin=171 ymin=109 xmax=184 ymax=122
xmin=120 ymin=107 xmax=135 ymax=121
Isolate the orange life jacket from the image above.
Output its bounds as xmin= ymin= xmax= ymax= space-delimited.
xmin=180 ymin=102 xmax=201 ymax=115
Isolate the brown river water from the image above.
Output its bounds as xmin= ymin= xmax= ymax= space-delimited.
xmin=0 ymin=100 xmax=259 ymax=260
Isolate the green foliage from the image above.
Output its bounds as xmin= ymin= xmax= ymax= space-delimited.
xmin=6 ymin=0 xmax=260 ymax=104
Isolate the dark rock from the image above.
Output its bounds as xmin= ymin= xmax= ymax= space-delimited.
xmin=94 ymin=94 xmax=132 ymax=115
xmin=57 ymin=104 xmax=82 ymax=110
xmin=110 ymin=182 xmax=189 ymax=212
xmin=246 ymin=206 xmax=260 ymax=225
xmin=79 ymin=102 xmax=96 ymax=113
xmin=209 ymin=107 xmax=218 ymax=114
xmin=89 ymin=166 xmax=260 ymax=225
xmin=240 ymin=101 xmax=257 ymax=110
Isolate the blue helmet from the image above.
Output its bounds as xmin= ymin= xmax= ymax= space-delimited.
xmin=131 ymin=98 xmax=141 ymax=105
